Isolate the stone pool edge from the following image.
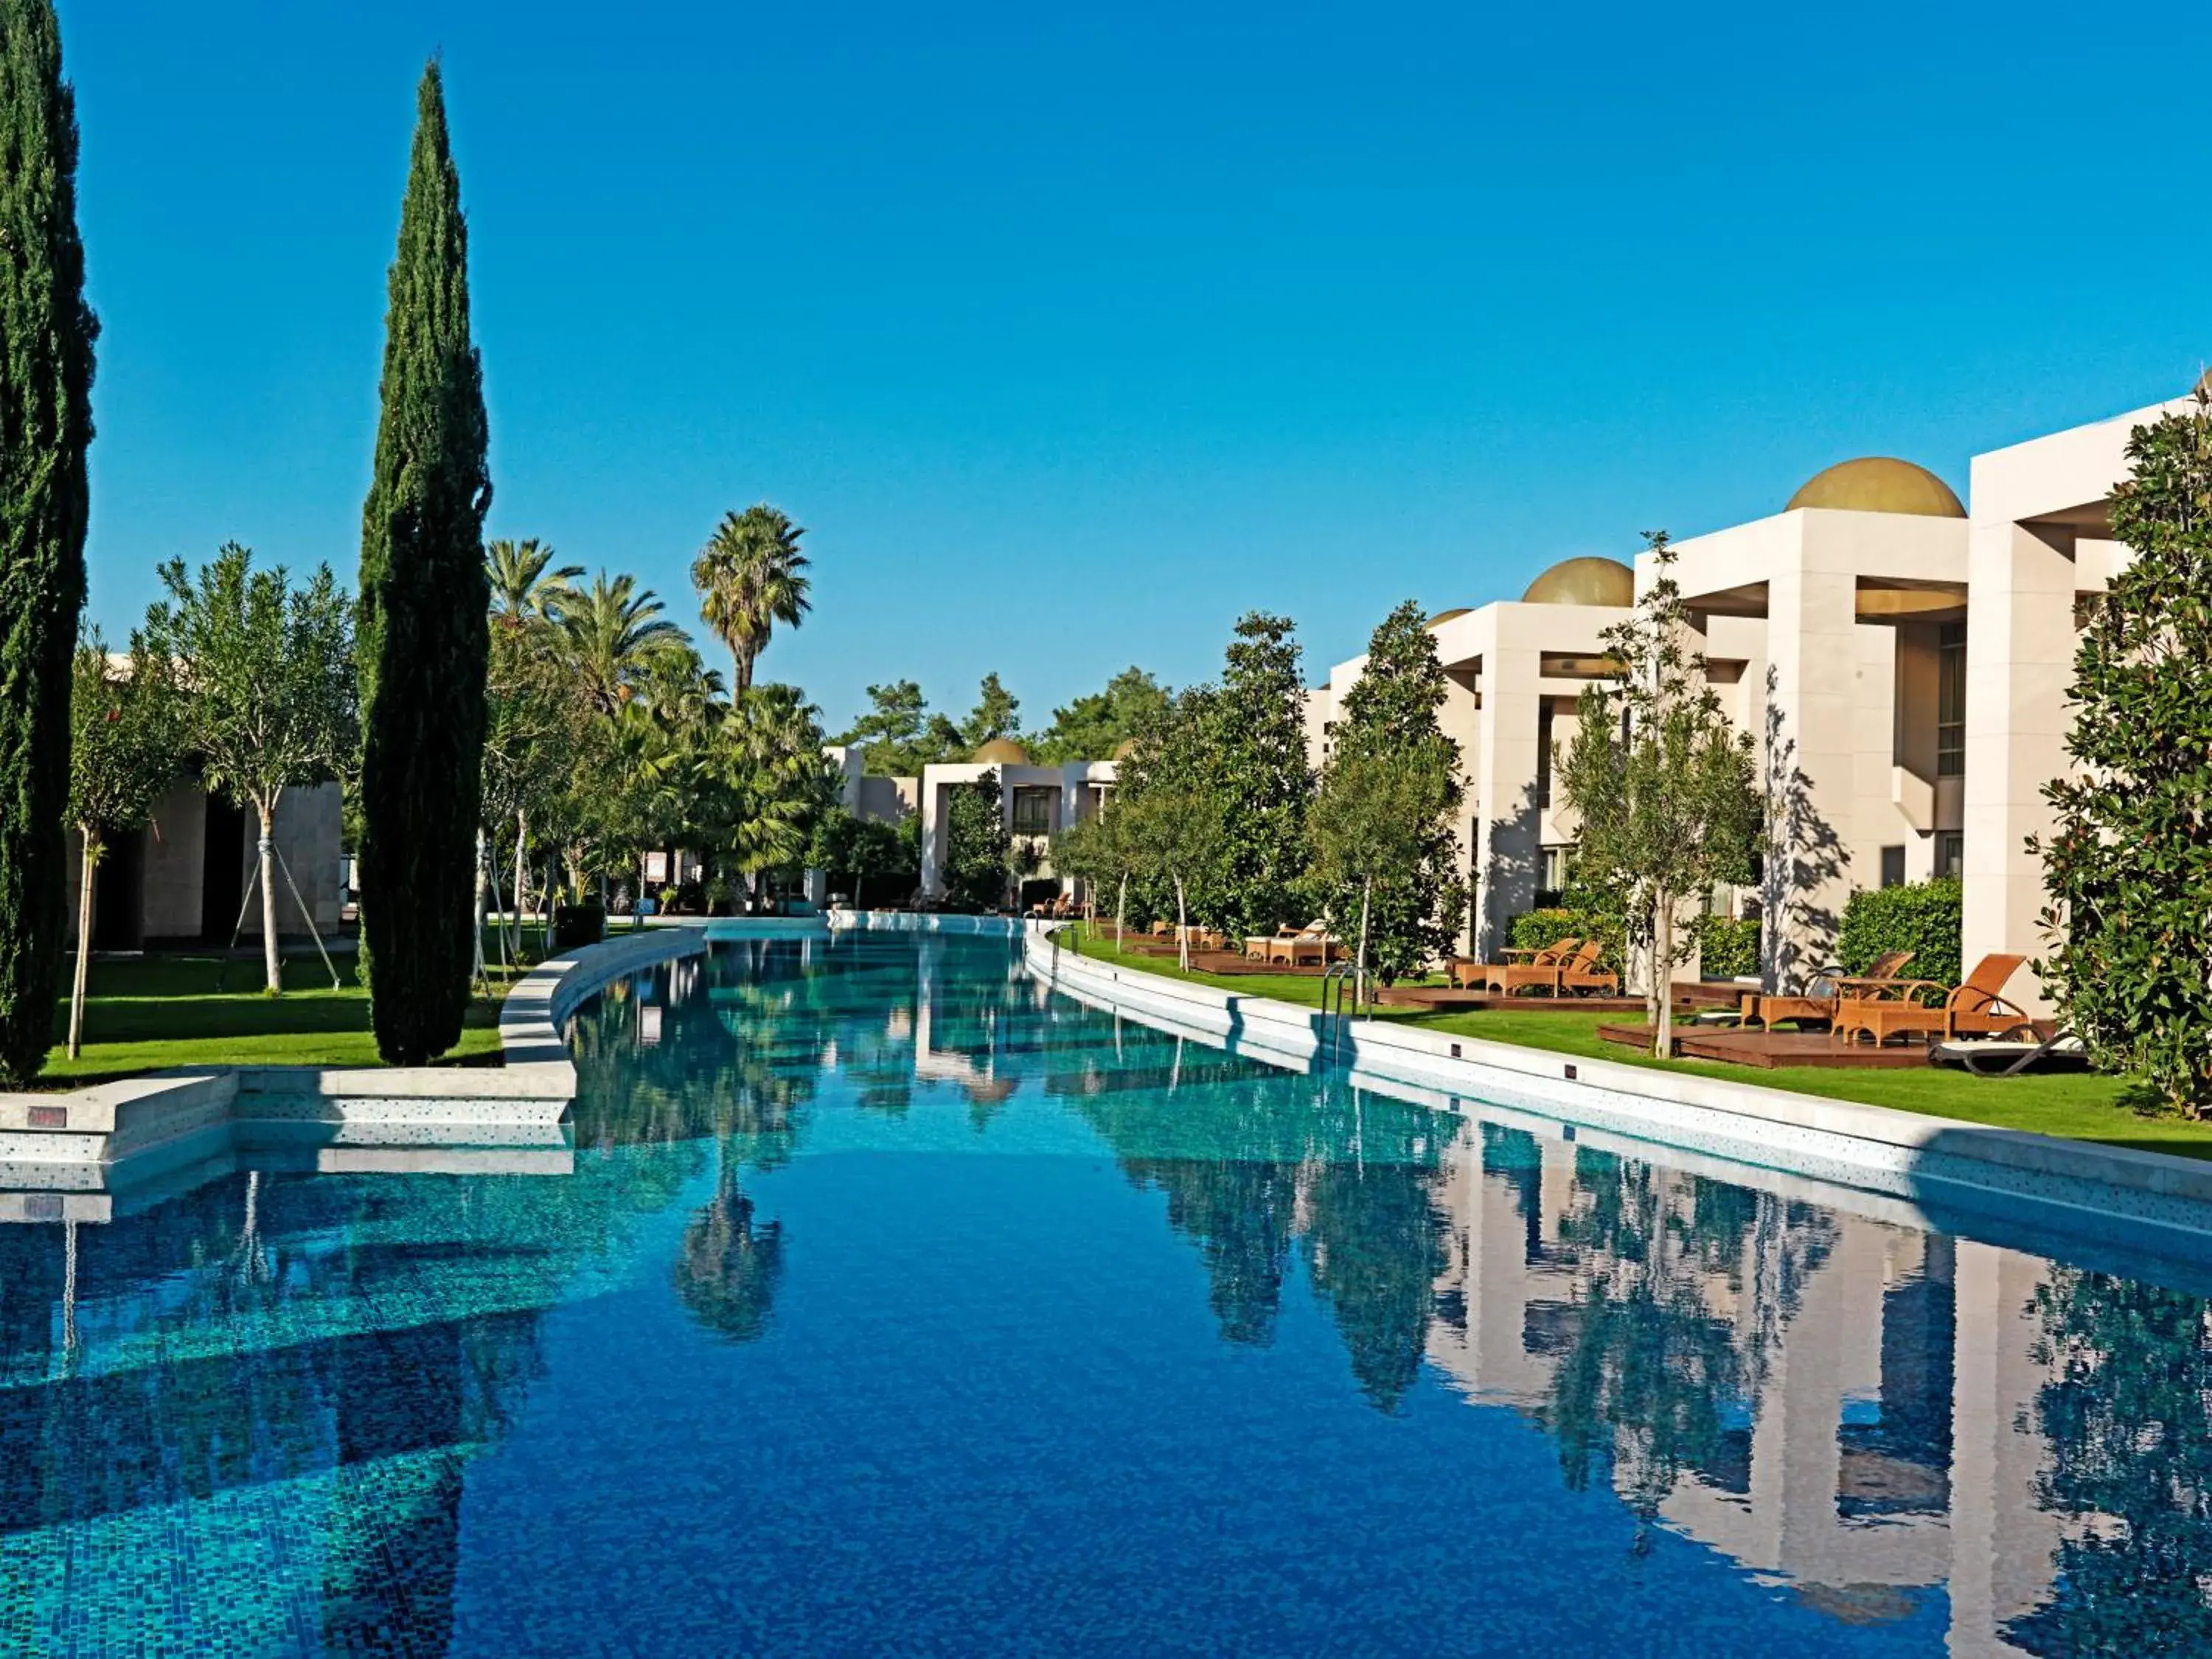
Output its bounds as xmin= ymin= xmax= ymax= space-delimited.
xmin=1020 ymin=925 xmax=2212 ymax=1245
xmin=0 ymin=925 xmax=712 ymax=1172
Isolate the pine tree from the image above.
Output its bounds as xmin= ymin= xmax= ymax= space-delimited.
xmin=0 ymin=0 xmax=96 ymax=1086
xmin=356 ymin=62 xmax=492 ymax=1065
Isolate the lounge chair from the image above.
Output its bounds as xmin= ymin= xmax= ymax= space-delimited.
xmin=1452 ymin=939 xmax=1579 ymax=994
xmin=1276 ymin=922 xmax=1336 ymax=967
xmin=1931 ymin=1029 xmax=2086 ymax=1077
xmin=1742 ymin=950 xmax=1914 ymax=1031
xmin=1837 ymin=953 xmax=2032 ymax=1047
xmin=1559 ymin=939 xmax=1618 ymax=997
xmin=1496 ymin=937 xmax=1585 ymax=997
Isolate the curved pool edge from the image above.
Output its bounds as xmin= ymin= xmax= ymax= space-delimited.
xmin=1023 ymin=927 xmax=2212 ymax=1256
xmin=0 ymin=926 xmax=716 ymax=1179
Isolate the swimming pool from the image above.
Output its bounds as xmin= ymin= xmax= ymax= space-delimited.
xmin=2 ymin=928 xmax=2205 ymax=1654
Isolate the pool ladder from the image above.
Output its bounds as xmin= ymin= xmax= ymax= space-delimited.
xmin=1320 ymin=963 xmax=1360 ymax=1061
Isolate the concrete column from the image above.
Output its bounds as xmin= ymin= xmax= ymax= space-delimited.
xmin=1472 ymin=619 xmax=1544 ymax=961
xmin=1761 ymin=545 xmax=1861 ymax=990
xmin=1962 ymin=521 xmax=2076 ymax=1010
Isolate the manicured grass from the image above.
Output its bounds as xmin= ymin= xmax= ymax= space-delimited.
xmin=1056 ymin=927 xmax=2212 ymax=1161
xmin=35 ymin=944 xmax=523 ymax=1090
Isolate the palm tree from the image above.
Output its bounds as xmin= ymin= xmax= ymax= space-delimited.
xmin=692 ymin=504 xmax=812 ymax=694
xmin=486 ymin=538 xmax=582 ymax=629
xmin=706 ymin=684 xmax=832 ymax=906
xmin=560 ymin=570 xmax=689 ymax=715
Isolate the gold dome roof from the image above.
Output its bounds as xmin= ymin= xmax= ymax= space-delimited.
xmin=1786 ymin=457 xmax=1964 ymax=518
xmin=970 ymin=737 xmax=1030 ymax=765
xmin=1520 ymin=556 xmax=1635 ymax=607
xmin=1111 ymin=738 xmax=1138 ymax=761
xmin=1425 ymin=607 xmax=1472 ymax=628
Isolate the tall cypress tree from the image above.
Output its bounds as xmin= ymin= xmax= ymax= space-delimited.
xmin=0 ymin=0 xmax=96 ymax=1086
xmin=357 ymin=62 xmax=490 ymax=1065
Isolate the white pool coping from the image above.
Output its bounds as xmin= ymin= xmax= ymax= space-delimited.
xmin=0 ymin=925 xmax=712 ymax=1172
xmin=1022 ymin=925 xmax=2212 ymax=1251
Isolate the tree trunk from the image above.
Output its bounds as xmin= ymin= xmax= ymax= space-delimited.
xmin=1355 ymin=875 xmax=1372 ymax=1017
xmin=472 ymin=829 xmax=490 ymax=981
xmin=257 ymin=803 xmax=282 ymax=995
xmin=1174 ymin=874 xmax=1189 ymax=971
xmin=512 ymin=811 xmax=529 ymax=961
xmin=1653 ymin=891 xmax=1674 ymax=1060
xmin=1116 ymin=874 xmax=1127 ymax=955
xmin=68 ymin=830 xmax=98 ymax=1059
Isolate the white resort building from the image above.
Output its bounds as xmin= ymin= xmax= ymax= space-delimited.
xmin=834 ymin=388 xmax=2190 ymax=1010
xmin=1301 ymin=389 xmax=2196 ymax=1011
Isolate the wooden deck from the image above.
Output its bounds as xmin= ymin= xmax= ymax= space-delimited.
xmin=1377 ymin=983 xmax=1739 ymax=1015
xmin=1596 ymin=1023 xmax=1931 ymax=1070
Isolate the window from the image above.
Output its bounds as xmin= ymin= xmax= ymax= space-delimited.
xmin=1011 ymin=788 xmax=1054 ymax=836
xmin=1537 ymin=703 xmax=1555 ymax=809
xmin=1935 ymin=832 xmax=1963 ymax=879
xmin=1936 ymin=623 xmax=1966 ymax=777
xmin=1880 ymin=846 xmax=1905 ymax=888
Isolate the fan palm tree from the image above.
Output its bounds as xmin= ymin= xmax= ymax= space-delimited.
xmin=692 ymin=504 xmax=812 ymax=694
xmin=560 ymin=570 xmax=689 ymax=715
xmin=486 ymin=538 xmax=583 ymax=630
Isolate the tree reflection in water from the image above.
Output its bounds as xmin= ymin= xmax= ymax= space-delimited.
xmin=2006 ymin=1268 xmax=2212 ymax=1656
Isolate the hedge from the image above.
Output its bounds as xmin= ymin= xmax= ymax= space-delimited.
xmin=1696 ymin=917 xmax=1761 ymax=981
xmin=1837 ymin=876 xmax=1961 ymax=988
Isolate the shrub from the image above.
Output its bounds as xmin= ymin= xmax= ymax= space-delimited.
xmin=552 ymin=902 xmax=605 ymax=953
xmin=1837 ymin=876 xmax=1960 ymax=988
xmin=1696 ymin=916 xmax=1760 ymax=981
xmin=1509 ymin=906 xmax=1626 ymax=975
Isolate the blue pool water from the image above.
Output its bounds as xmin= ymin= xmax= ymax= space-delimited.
xmin=3 ymin=929 xmax=2209 ymax=1654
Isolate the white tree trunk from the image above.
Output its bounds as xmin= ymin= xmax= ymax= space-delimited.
xmin=256 ymin=803 xmax=282 ymax=995
xmin=1116 ymin=874 xmax=1127 ymax=954
xmin=512 ymin=812 xmax=529 ymax=960
xmin=1174 ymin=875 xmax=1189 ymax=971
xmin=68 ymin=832 xmax=98 ymax=1059
xmin=1653 ymin=891 xmax=1674 ymax=1060
xmin=1355 ymin=875 xmax=1372 ymax=1015
xmin=472 ymin=829 xmax=490 ymax=981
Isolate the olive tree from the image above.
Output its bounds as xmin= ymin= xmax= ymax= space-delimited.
xmin=1557 ymin=532 xmax=1761 ymax=1058
xmin=1310 ymin=740 xmax=1457 ymax=1012
xmin=64 ymin=629 xmax=182 ymax=1054
xmin=143 ymin=544 xmax=356 ymax=995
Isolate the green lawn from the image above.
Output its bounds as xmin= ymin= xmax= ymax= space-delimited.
xmin=1054 ymin=927 xmax=2212 ymax=1161
xmin=35 ymin=943 xmax=524 ymax=1090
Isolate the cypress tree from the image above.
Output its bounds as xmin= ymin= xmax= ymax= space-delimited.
xmin=357 ymin=62 xmax=490 ymax=1065
xmin=0 ymin=0 xmax=96 ymax=1086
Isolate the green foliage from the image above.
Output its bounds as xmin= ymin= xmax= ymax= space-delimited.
xmin=942 ymin=768 xmax=1010 ymax=908
xmin=1693 ymin=915 xmax=1760 ymax=981
xmin=0 ymin=0 xmax=97 ymax=1085
xmin=68 ymin=628 xmax=183 ymax=848
xmin=2007 ymin=1267 xmax=2212 ymax=1655
xmin=1509 ymin=907 xmax=1627 ymax=975
xmin=1052 ymin=807 xmax=1130 ymax=911
xmin=144 ymin=546 xmax=357 ymax=994
xmin=1321 ymin=601 xmax=1467 ymax=978
xmin=1209 ymin=613 xmax=1315 ymax=939
xmin=1032 ymin=666 xmax=1171 ymax=763
xmin=698 ymin=684 xmax=837 ymax=886
xmin=355 ymin=62 xmax=493 ymax=1065
xmin=1557 ymin=533 xmax=1761 ymax=1048
xmin=559 ymin=570 xmax=688 ymax=716
xmin=813 ymin=807 xmax=917 ymax=906
xmin=960 ymin=672 xmax=1020 ymax=749
xmin=835 ymin=678 xmax=972 ymax=774
xmin=1837 ymin=876 xmax=1959 ymax=988
xmin=2037 ymin=397 xmax=2212 ymax=1114
xmin=1112 ymin=683 xmax=1226 ymax=926
xmin=1112 ymin=771 xmax=1230 ymax=959
xmin=692 ymin=503 xmax=810 ymax=694
xmin=1310 ymin=742 xmax=1455 ymax=987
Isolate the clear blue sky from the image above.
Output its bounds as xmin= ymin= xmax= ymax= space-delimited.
xmin=66 ymin=0 xmax=2211 ymax=734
